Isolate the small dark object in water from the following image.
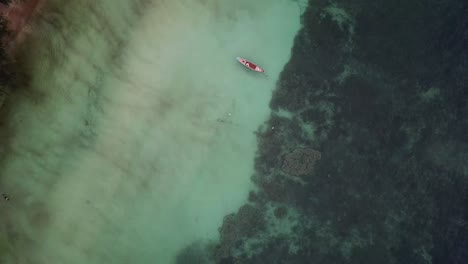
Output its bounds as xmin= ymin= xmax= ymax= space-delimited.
xmin=2 ymin=193 xmax=10 ymax=201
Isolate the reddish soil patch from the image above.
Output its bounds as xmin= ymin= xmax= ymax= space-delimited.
xmin=0 ymin=0 xmax=45 ymax=54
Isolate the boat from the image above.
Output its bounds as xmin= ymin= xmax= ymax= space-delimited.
xmin=236 ymin=57 xmax=265 ymax=73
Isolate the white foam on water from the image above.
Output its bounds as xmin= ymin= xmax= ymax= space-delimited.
xmin=0 ymin=0 xmax=302 ymax=263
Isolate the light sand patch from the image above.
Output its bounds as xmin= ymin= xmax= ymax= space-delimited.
xmin=0 ymin=0 xmax=302 ymax=263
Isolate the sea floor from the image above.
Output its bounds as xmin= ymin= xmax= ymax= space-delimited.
xmin=0 ymin=0 xmax=302 ymax=263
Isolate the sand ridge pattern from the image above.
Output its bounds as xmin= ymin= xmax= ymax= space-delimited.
xmin=0 ymin=0 xmax=302 ymax=263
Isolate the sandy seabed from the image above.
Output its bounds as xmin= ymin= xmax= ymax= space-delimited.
xmin=0 ymin=0 xmax=302 ymax=263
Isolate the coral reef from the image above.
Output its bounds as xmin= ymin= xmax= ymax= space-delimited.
xmin=214 ymin=204 xmax=266 ymax=262
xmin=212 ymin=0 xmax=468 ymax=263
xmin=281 ymin=147 xmax=321 ymax=176
xmin=273 ymin=207 xmax=287 ymax=219
xmin=175 ymin=241 xmax=215 ymax=264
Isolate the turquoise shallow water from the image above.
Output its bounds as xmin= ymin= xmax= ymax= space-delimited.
xmin=0 ymin=0 xmax=303 ymax=263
